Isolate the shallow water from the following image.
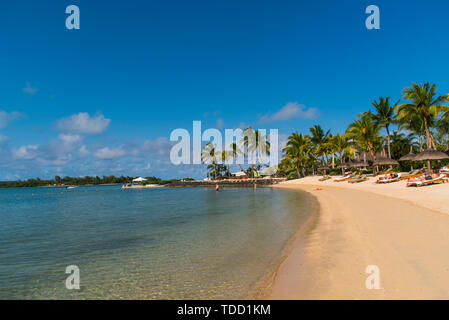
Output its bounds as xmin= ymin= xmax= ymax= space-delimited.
xmin=0 ymin=185 xmax=316 ymax=299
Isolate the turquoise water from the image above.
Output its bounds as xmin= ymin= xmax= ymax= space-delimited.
xmin=0 ymin=186 xmax=316 ymax=299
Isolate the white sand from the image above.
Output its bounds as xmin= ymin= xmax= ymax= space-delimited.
xmin=267 ymin=176 xmax=449 ymax=299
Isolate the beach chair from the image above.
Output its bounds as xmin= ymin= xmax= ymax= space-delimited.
xmin=348 ymin=175 xmax=368 ymax=184
xmin=377 ymin=173 xmax=402 ymax=184
xmin=440 ymin=166 xmax=449 ymax=175
xmin=398 ymin=169 xmax=423 ymax=181
xmin=379 ymin=170 xmax=395 ymax=175
xmin=406 ymin=174 xmax=448 ymax=187
xmin=318 ymin=175 xmax=332 ymax=182
xmin=334 ymin=174 xmax=352 ymax=182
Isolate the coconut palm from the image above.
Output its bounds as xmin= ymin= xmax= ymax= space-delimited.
xmin=229 ymin=142 xmax=245 ymax=173
xmin=365 ymin=97 xmax=399 ymax=159
xmin=346 ymin=114 xmax=381 ymax=161
xmin=309 ymin=125 xmax=331 ymax=164
xmin=201 ymin=143 xmax=218 ymax=179
xmin=398 ymin=114 xmax=425 ymax=151
xmin=242 ymin=127 xmax=271 ymax=166
xmin=219 ymin=150 xmax=232 ymax=177
xmin=282 ymin=133 xmax=312 ymax=177
xmin=328 ymin=133 xmax=351 ymax=165
xmin=396 ymin=82 xmax=449 ymax=150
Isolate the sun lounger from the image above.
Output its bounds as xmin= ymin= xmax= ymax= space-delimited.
xmin=334 ymin=175 xmax=352 ymax=182
xmin=318 ymin=176 xmax=332 ymax=182
xmin=348 ymin=175 xmax=368 ymax=184
xmin=379 ymin=170 xmax=395 ymax=175
xmin=440 ymin=166 xmax=449 ymax=174
xmin=406 ymin=174 xmax=448 ymax=187
xmin=377 ymin=173 xmax=403 ymax=184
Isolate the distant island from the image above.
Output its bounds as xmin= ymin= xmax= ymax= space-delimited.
xmin=0 ymin=175 xmax=194 ymax=188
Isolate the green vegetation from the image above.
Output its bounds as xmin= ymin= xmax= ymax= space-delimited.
xmin=0 ymin=175 xmax=192 ymax=188
xmin=278 ymin=82 xmax=449 ymax=178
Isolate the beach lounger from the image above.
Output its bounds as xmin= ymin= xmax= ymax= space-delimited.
xmin=348 ymin=175 xmax=368 ymax=184
xmin=377 ymin=173 xmax=403 ymax=184
xmin=318 ymin=175 xmax=332 ymax=182
xmin=379 ymin=170 xmax=395 ymax=175
xmin=334 ymin=175 xmax=352 ymax=182
xmin=406 ymin=174 xmax=448 ymax=187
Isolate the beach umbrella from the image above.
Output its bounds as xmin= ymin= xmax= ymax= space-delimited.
xmin=318 ymin=166 xmax=330 ymax=175
xmin=337 ymin=160 xmax=352 ymax=175
xmin=373 ymin=157 xmax=399 ymax=167
xmin=399 ymin=152 xmax=416 ymax=161
xmin=350 ymin=160 xmax=366 ymax=168
xmin=414 ymin=149 xmax=449 ymax=174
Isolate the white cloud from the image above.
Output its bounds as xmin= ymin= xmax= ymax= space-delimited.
xmin=56 ymin=112 xmax=111 ymax=134
xmin=36 ymin=155 xmax=72 ymax=166
xmin=258 ymin=102 xmax=319 ymax=124
xmin=78 ymin=145 xmax=89 ymax=156
xmin=0 ymin=111 xmax=23 ymax=129
xmin=141 ymin=137 xmax=173 ymax=158
xmin=94 ymin=146 xmax=127 ymax=159
xmin=22 ymin=82 xmax=38 ymax=95
xmin=49 ymin=134 xmax=83 ymax=154
xmin=13 ymin=145 xmax=39 ymax=160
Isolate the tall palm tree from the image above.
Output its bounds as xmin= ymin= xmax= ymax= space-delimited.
xmin=328 ymin=134 xmax=351 ymax=165
xmin=219 ymin=150 xmax=232 ymax=177
xmin=282 ymin=133 xmax=312 ymax=177
xmin=229 ymin=142 xmax=245 ymax=173
xmin=309 ymin=125 xmax=331 ymax=164
xmin=201 ymin=143 xmax=218 ymax=179
xmin=346 ymin=114 xmax=381 ymax=161
xmin=365 ymin=97 xmax=399 ymax=159
xmin=396 ymin=82 xmax=449 ymax=150
xmin=398 ymin=114 xmax=425 ymax=151
xmin=242 ymin=127 xmax=271 ymax=167
xmin=436 ymin=118 xmax=449 ymax=150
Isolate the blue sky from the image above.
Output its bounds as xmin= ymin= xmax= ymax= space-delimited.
xmin=1 ymin=0 xmax=449 ymax=179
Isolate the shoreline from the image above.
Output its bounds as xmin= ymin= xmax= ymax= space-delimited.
xmin=253 ymin=189 xmax=320 ymax=299
xmin=266 ymin=176 xmax=449 ymax=299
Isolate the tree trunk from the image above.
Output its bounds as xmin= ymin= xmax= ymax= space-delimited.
xmin=423 ymin=117 xmax=432 ymax=149
xmin=214 ymin=163 xmax=217 ymax=180
xmin=386 ymin=125 xmax=391 ymax=159
xmin=296 ymin=167 xmax=300 ymax=178
xmin=332 ymin=154 xmax=335 ymax=168
xmin=419 ymin=134 xmax=423 ymax=152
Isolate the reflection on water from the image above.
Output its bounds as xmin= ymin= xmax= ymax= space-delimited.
xmin=0 ymin=186 xmax=316 ymax=299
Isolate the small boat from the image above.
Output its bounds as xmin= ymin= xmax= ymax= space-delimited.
xmin=66 ymin=186 xmax=78 ymax=189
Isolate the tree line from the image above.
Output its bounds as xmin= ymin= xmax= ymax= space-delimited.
xmin=279 ymin=82 xmax=449 ymax=178
xmin=0 ymin=175 xmax=191 ymax=188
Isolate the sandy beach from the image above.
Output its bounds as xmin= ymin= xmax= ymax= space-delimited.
xmin=268 ymin=175 xmax=449 ymax=299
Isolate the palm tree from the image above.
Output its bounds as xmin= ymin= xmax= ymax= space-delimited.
xmin=229 ymin=142 xmax=245 ymax=173
xmin=346 ymin=114 xmax=381 ymax=161
xmin=219 ymin=150 xmax=232 ymax=177
xmin=396 ymin=82 xmax=449 ymax=150
xmin=328 ymin=133 xmax=350 ymax=165
xmin=436 ymin=118 xmax=449 ymax=150
xmin=201 ymin=143 xmax=218 ymax=179
xmin=242 ymin=127 xmax=270 ymax=169
xmin=309 ymin=125 xmax=331 ymax=164
xmin=282 ymin=133 xmax=312 ymax=177
xmin=365 ymin=97 xmax=399 ymax=159
xmin=398 ymin=114 xmax=425 ymax=151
